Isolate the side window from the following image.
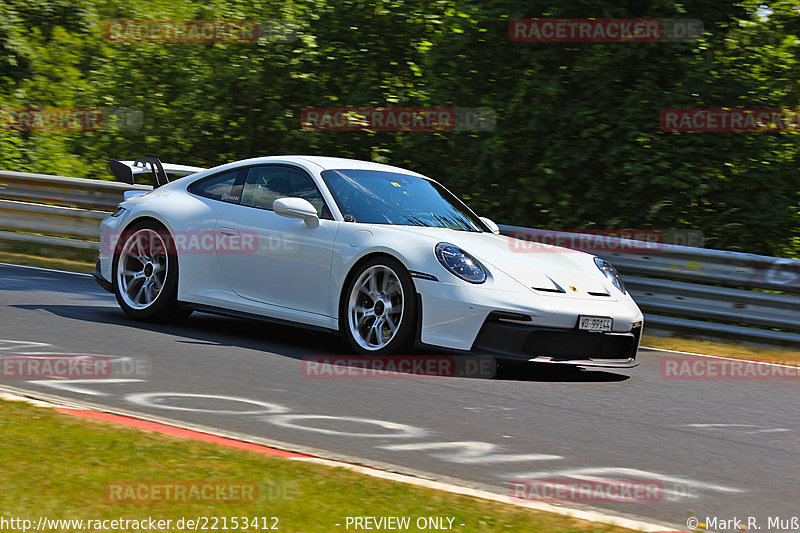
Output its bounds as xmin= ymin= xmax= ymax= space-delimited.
xmin=241 ymin=165 xmax=330 ymax=218
xmin=188 ymin=170 xmax=242 ymax=203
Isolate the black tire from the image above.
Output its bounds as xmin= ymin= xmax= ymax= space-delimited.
xmin=340 ymin=256 xmax=417 ymax=355
xmin=112 ymin=220 xmax=192 ymax=322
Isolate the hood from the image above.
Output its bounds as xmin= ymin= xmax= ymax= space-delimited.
xmin=380 ymin=226 xmax=616 ymax=299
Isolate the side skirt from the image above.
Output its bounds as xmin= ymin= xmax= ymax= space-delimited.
xmin=183 ymin=302 xmax=338 ymax=335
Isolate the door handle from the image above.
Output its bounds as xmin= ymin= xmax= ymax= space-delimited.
xmin=219 ymin=228 xmax=240 ymax=236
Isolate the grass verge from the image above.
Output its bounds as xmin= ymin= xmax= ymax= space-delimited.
xmin=0 ymin=251 xmax=95 ymax=273
xmin=0 ymin=398 xmax=641 ymax=533
xmin=641 ymin=334 xmax=800 ymax=364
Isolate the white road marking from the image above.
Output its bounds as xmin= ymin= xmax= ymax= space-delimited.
xmin=381 ymin=441 xmax=562 ymax=464
xmin=126 ymin=392 xmax=289 ymax=415
xmin=265 ymin=414 xmax=427 ymax=439
xmin=0 ymin=340 xmax=52 ymax=351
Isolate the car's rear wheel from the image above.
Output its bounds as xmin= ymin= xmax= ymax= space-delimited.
xmin=113 ymin=220 xmax=191 ymax=322
xmin=342 ymin=257 xmax=417 ymax=354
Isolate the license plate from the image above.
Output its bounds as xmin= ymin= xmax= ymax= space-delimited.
xmin=579 ymin=316 xmax=613 ymax=332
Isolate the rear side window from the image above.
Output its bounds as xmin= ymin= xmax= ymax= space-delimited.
xmin=188 ymin=170 xmax=242 ymax=203
xmin=240 ymin=165 xmax=331 ymax=218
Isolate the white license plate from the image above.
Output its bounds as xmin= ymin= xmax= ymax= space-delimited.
xmin=579 ymin=316 xmax=613 ymax=332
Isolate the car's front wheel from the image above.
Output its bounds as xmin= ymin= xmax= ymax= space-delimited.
xmin=112 ymin=220 xmax=191 ymax=322
xmin=342 ymin=257 xmax=417 ymax=354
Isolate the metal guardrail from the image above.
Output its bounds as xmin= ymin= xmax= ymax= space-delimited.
xmin=0 ymin=170 xmax=151 ymax=211
xmin=0 ymin=170 xmax=151 ymax=256
xmin=0 ymin=170 xmax=798 ymax=346
xmin=500 ymin=225 xmax=800 ymax=346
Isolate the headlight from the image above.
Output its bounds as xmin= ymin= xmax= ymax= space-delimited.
xmin=594 ymin=257 xmax=626 ymax=294
xmin=435 ymin=242 xmax=487 ymax=284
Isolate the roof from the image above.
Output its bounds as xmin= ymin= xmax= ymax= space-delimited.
xmin=232 ymin=155 xmax=425 ymax=176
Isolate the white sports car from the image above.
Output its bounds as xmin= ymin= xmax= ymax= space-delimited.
xmin=93 ymin=155 xmax=643 ymax=366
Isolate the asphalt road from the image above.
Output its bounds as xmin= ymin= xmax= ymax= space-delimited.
xmin=1 ymin=263 xmax=798 ymax=530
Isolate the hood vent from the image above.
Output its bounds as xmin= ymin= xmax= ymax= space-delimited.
xmin=533 ymin=276 xmax=566 ymax=294
xmin=533 ymin=286 xmax=565 ymax=293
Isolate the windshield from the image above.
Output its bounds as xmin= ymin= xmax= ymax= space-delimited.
xmin=321 ymin=169 xmax=488 ymax=232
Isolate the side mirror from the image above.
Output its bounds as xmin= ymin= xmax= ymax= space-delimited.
xmin=273 ymin=197 xmax=320 ymax=228
xmin=480 ymin=217 xmax=500 ymax=235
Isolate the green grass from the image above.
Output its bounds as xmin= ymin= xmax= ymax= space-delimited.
xmin=0 ymin=399 xmax=640 ymax=533
xmin=0 ymin=251 xmax=95 ymax=272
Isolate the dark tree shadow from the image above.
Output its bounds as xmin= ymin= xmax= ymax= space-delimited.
xmin=12 ymin=303 xmax=632 ymax=383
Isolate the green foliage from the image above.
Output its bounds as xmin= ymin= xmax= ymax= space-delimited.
xmin=0 ymin=0 xmax=797 ymax=256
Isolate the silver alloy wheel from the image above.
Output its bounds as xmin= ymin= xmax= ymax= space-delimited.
xmin=348 ymin=265 xmax=405 ymax=351
xmin=116 ymin=228 xmax=169 ymax=310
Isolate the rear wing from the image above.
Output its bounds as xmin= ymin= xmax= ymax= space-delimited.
xmin=110 ymin=157 xmax=206 ymax=187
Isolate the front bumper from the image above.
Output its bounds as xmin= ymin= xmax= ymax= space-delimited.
xmin=471 ymin=313 xmax=641 ymax=367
